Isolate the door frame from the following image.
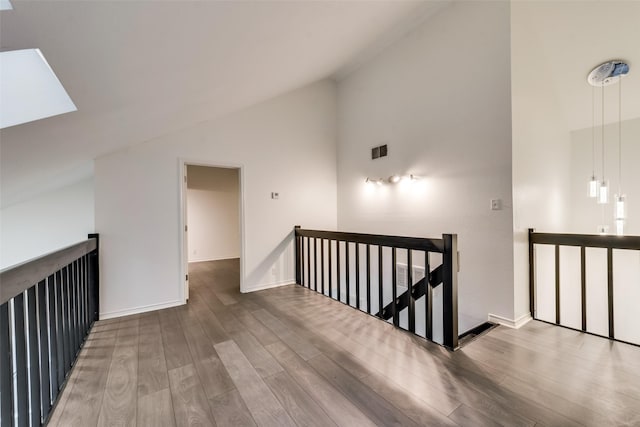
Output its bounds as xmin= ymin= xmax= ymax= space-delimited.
xmin=179 ymin=158 xmax=246 ymax=302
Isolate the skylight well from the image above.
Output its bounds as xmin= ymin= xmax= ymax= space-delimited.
xmin=0 ymin=48 xmax=77 ymax=129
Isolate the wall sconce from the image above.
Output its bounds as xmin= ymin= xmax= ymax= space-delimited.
xmin=365 ymin=177 xmax=384 ymax=186
xmin=367 ymin=174 xmax=420 ymax=186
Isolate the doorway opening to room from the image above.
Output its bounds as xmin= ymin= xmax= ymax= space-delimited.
xmin=180 ymin=163 xmax=243 ymax=303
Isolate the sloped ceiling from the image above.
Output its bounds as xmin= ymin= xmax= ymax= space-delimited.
xmin=516 ymin=1 xmax=640 ymax=132
xmin=0 ymin=0 xmax=447 ymax=208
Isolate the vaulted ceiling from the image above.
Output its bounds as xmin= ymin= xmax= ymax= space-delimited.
xmin=0 ymin=0 xmax=446 ymax=208
xmin=2 ymin=1 xmax=639 ymax=209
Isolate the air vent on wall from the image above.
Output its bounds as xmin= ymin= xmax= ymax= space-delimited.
xmin=371 ymin=144 xmax=388 ymax=160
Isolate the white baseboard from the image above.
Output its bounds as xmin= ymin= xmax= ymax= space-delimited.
xmin=488 ymin=312 xmax=533 ymax=329
xmin=99 ymin=299 xmax=184 ymax=320
xmin=243 ymin=280 xmax=294 ymax=293
xmin=188 ymin=256 xmax=240 ymax=263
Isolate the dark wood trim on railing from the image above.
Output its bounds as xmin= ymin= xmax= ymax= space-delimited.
xmin=0 ymin=238 xmax=97 ymax=305
xmin=529 ymin=229 xmax=640 ymax=347
xmin=293 ymin=229 xmax=445 ymax=252
xmin=294 ymin=226 xmax=459 ymax=350
xmin=0 ymin=234 xmax=99 ymax=426
xmin=530 ymin=231 xmax=640 ymax=250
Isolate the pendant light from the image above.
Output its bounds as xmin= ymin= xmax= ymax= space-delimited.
xmin=587 ymin=60 xmax=629 ymax=232
xmin=597 ymin=83 xmax=609 ymax=204
xmin=588 ymin=86 xmax=598 ymax=198
xmin=614 ymin=76 xmax=626 ymax=235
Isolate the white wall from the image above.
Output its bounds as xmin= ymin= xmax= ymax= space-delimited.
xmin=337 ymin=1 xmax=513 ymax=332
xmin=569 ymin=118 xmax=640 ymax=235
xmin=511 ymin=2 xmax=573 ymax=321
xmin=186 ymin=165 xmax=240 ymax=262
xmin=0 ymin=178 xmax=94 ymax=269
xmin=95 ymin=80 xmax=337 ymax=319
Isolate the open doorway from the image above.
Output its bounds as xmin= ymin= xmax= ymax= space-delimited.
xmin=180 ymin=163 xmax=242 ymax=302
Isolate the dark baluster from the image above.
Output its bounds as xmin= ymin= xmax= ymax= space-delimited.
xmin=314 ymin=238 xmax=318 ymax=292
xmin=13 ymin=293 xmax=29 ymax=425
xmin=346 ymin=243 xmax=350 ymax=306
xmin=0 ymin=302 xmax=12 ymax=427
xmin=425 ymin=251 xmax=432 ymax=341
xmin=70 ymin=261 xmax=78 ymax=357
xmin=607 ymin=247 xmax=614 ymax=339
xmin=48 ymin=274 xmax=60 ymax=402
xmin=555 ymin=245 xmax=560 ymax=325
xmin=336 ymin=241 xmax=341 ymax=303
xmin=55 ymin=270 xmax=65 ymax=387
xmin=63 ymin=266 xmax=72 ymax=375
xmin=37 ymin=279 xmax=52 ymax=421
xmin=408 ymin=250 xmax=415 ymax=333
xmin=355 ymin=244 xmax=360 ymax=310
xmin=378 ymin=246 xmax=383 ymax=318
xmin=392 ymin=247 xmax=398 ymax=326
xmin=581 ymin=246 xmax=586 ymax=332
xmin=300 ymin=234 xmax=305 ymax=287
xmin=366 ymin=245 xmax=371 ymax=314
xmin=27 ymin=285 xmax=42 ymax=426
xmin=306 ymin=237 xmax=311 ymax=289
xmin=328 ymin=241 xmax=333 ymax=299
xmin=320 ymin=239 xmax=325 ymax=295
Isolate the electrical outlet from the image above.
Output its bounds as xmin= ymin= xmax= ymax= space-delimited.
xmin=271 ymin=192 xmax=279 ymax=199
xmin=490 ymin=199 xmax=502 ymax=210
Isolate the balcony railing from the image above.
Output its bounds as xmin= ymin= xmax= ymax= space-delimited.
xmin=294 ymin=227 xmax=459 ymax=350
xmin=0 ymin=234 xmax=99 ymax=426
xmin=529 ymin=229 xmax=640 ymax=346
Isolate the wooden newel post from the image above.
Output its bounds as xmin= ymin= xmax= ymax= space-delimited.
xmin=294 ymin=226 xmax=301 ymax=285
xmin=528 ymin=228 xmax=535 ymax=319
xmin=442 ymin=234 xmax=459 ymax=350
xmin=88 ymin=233 xmax=100 ymax=322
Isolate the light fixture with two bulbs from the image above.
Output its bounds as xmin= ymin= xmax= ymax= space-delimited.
xmin=365 ymin=174 xmax=420 ymax=185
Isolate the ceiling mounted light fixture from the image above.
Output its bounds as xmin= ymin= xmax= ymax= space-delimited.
xmin=0 ymin=0 xmax=12 ymax=11
xmin=587 ymin=60 xmax=629 ymax=233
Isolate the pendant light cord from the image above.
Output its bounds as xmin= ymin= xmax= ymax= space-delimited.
xmin=618 ymin=77 xmax=622 ymax=194
xmin=592 ymin=86 xmax=596 ymax=177
xmin=601 ymin=83 xmax=605 ymax=181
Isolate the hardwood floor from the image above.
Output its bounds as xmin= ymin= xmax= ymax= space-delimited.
xmin=49 ymin=259 xmax=640 ymax=426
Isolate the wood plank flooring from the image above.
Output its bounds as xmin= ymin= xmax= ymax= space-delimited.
xmin=49 ymin=259 xmax=640 ymax=426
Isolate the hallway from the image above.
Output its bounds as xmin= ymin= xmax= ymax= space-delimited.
xmin=48 ymin=260 xmax=640 ymax=426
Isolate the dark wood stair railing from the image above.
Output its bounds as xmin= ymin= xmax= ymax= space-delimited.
xmin=294 ymin=226 xmax=459 ymax=350
xmin=0 ymin=234 xmax=99 ymax=426
xmin=529 ymin=228 xmax=640 ymax=347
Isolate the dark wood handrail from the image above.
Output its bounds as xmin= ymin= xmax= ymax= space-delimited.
xmin=530 ymin=232 xmax=640 ymax=250
xmin=0 ymin=238 xmax=97 ymax=305
xmin=295 ymin=228 xmax=445 ymax=253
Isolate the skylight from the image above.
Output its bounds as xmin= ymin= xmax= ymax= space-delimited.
xmin=0 ymin=0 xmax=12 ymax=11
xmin=0 ymin=49 xmax=77 ymax=129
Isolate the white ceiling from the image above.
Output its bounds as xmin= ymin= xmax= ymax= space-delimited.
xmin=2 ymin=1 xmax=639 ymax=209
xmin=0 ymin=0 xmax=446 ymax=208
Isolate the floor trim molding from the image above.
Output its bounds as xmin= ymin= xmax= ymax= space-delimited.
xmin=244 ymin=280 xmax=294 ymax=293
xmin=99 ymin=299 xmax=183 ymax=320
xmin=488 ymin=312 xmax=533 ymax=329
